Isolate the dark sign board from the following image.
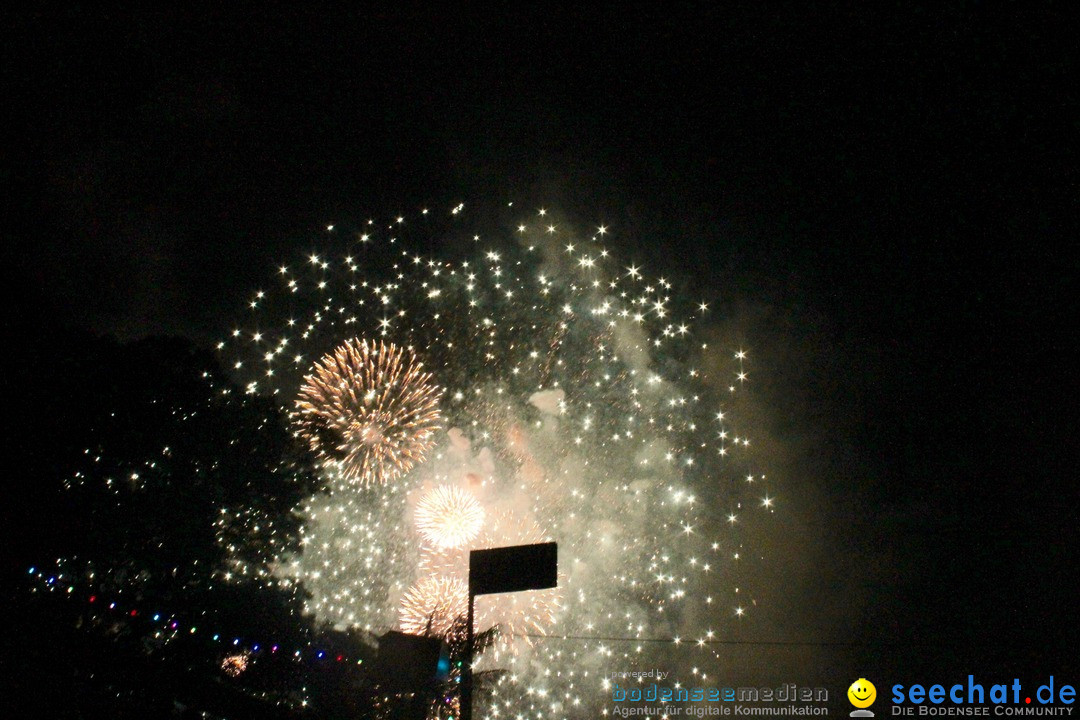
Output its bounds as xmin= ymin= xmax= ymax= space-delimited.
xmin=469 ymin=542 xmax=557 ymax=596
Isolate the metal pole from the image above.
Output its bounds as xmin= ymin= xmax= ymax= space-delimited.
xmin=462 ymin=591 xmax=474 ymax=720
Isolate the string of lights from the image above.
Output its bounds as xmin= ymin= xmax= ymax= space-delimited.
xmin=26 ymin=567 xmax=361 ymax=666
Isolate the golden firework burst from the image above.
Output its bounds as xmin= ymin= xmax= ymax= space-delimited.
xmin=399 ymin=576 xmax=468 ymax=639
xmin=294 ymin=339 xmax=443 ymax=484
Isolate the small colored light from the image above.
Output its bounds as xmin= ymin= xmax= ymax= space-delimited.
xmin=109 ymin=603 xmax=116 ymax=609
xmin=213 ymin=634 xmax=220 ymax=641
xmin=253 ymin=645 xmax=260 ymax=652
xmin=130 ymin=609 xmax=138 ymax=617
xmin=88 ymin=595 xmax=96 ymax=603
xmin=233 ymin=639 xmax=240 ymax=646
xmin=336 ymin=654 xmax=343 ymax=662
xmin=271 ymin=645 xmax=279 ymax=653
xmin=317 ymin=651 xmax=325 ymax=659
xmin=28 ymin=567 xmax=35 ymax=574
xmin=153 ymin=614 xmax=160 ymax=621
xmin=171 ymin=622 xmax=178 ymax=629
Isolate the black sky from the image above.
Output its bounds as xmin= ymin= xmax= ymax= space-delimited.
xmin=3 ymin=3 xmax=1077 ymax=686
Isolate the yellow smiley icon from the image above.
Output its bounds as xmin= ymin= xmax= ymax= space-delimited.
xmin=848 ymin=678 xmax=877 ymax=708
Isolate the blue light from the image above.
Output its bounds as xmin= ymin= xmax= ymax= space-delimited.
xmin=153 ymin=614 xmax=160 ymax=621
xmin=28 ymin=567 xmax=35 ymax=574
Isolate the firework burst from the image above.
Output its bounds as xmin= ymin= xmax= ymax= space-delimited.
xmin=399 ymin=575 xmax=468 ymax=639
xmin=414 ymin=485 xmax=485 ymax=549
xmin=221 ymin=653 xmax=250 ymax=677
xmin=294 ymin=339 xmax=443 ymax=485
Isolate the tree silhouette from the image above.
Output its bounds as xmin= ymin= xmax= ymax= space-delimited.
xmin=10 ymin=334 xmax=323 ymax=716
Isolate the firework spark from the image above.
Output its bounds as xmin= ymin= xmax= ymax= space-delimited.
xmin=414 ymin=485 xmax=485 ymax=549
xmin=294 ymin=339 xmax=443 ymax=485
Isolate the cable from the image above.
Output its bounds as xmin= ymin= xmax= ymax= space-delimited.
xmin=514 ymin=633 xmax=941 ymax=647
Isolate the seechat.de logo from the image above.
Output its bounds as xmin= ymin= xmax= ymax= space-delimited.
xmin=890 ymin=676 xmax=1076 ymax=715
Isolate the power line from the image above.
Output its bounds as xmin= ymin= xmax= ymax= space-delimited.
xmin=516 ymin=633 xmax=941 ymax=648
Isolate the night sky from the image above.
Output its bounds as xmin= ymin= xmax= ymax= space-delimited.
xmin=3 ymin=3 xmax=1076 ymax=713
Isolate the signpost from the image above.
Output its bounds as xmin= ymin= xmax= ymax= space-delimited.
xmin=461 ymin=541 xmax=558 ymax=720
